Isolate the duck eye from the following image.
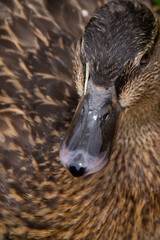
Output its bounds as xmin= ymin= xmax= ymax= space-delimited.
xmin=79 ymin=35 xmax=83 ymax=46
xmin=102 ymin=113 xmax=109 ymax=121
xmin=99 ymin=111 xmax=110 ymax=122
xmin=140 ymin=50 xmax=151 ymax=65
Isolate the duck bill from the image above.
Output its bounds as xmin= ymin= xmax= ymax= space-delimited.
xmin=60 ymin=86 xmax=120 ymax=177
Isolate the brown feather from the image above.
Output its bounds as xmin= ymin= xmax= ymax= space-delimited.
xmin=0 ymin=0 xmax=159 ymax=240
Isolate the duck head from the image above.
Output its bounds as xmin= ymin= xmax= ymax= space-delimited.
xmin=60 ymin=0 xmax=160 ymax=177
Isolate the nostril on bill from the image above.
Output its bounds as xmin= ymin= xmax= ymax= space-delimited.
xmin=69 ymin=164 xmax=86 ymax=177
xmin=68 ymin=153 xmax=87 ymax=177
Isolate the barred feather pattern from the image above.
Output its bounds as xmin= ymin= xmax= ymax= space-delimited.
xmin=0 ymin=0 xmax=159 ymax=240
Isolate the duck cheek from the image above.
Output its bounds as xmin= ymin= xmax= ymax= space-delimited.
xmin=60 ymin=95 xmax=120 ymax=177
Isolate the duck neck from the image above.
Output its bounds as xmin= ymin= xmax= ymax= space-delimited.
xmin=111 ymin=99 xmax=160 ymax=195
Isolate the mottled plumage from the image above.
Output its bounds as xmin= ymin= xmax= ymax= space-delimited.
xmin=0 ymin=0 xmax=159 ymax=240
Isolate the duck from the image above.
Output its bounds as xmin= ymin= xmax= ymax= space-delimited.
xmin=0 ymin=0 xmax=159 ymax=239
